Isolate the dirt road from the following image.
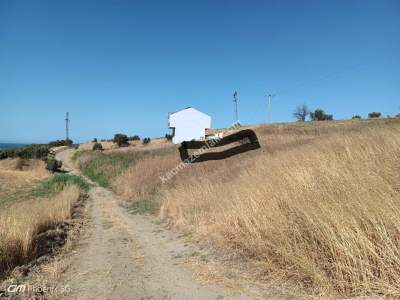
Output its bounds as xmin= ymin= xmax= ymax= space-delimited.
xmin=55 ymin=149 xmax=252 ymax=300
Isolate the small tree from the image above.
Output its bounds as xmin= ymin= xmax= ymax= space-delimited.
xmin=293 ymin=104 xmax=309 ymax=122
xmin=113 ymin=133 xmax=129 ymax=147
xmin=143 ymin=137 xmax=151 ymax=144
xmin=310 ymin=109 xmax=333 ymax=121
xmin=165 ymin=133 xmax=173 ymax=141
xmin=92 ymin=138 xmax=98 ymax=142
xmin=368 ymin=112 xmax=381 ymax=118
xmin=352 ymin=115 xmax=361 ymax=119
xmin=92 ymin=142 xmax=103 ymax=151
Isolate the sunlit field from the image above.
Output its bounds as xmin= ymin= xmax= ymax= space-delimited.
xmin=76 ymin=118 xmax=400 ymax=297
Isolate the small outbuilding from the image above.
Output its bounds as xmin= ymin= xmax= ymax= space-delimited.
xmin=168 ymin=107 xmax=211 ymax=144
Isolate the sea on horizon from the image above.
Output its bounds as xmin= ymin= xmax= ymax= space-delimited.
xmin=0 ymin=143 xmax=28 ymax=149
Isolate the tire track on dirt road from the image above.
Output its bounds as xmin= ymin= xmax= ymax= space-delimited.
xmin=56 ymin=149 xmax=253 ymax=300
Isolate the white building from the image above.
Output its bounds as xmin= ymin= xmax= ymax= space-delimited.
xmin=168 ymin=107 xmax=211 ymax=144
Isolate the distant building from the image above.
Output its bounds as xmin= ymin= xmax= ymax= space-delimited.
xmin=168 ymin=107 xmax=211 ymax=144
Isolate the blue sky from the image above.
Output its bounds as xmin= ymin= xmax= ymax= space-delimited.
xmin=1 ymin=0 xmax=399 ymax=143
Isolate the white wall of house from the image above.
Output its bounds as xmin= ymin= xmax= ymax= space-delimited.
xmin=169 ymin=107 xmax=211 ymax=144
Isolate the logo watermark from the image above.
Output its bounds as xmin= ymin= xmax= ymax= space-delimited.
xmin=7 ymin=284 xmax=71 ymax=294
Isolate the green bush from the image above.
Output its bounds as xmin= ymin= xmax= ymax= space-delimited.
xmin=20 ymin=144 xmax=49 ymax=159
xmin=128 ymin=135 xmax=140 ymax=141
xmin=0 ymin=150 xmax=8 ymax=159
xmin=143 ymin=137 xmax=151 ymax=144
xmin=352 ymin=115 xmax=362 ymax=119
xmin=368 ymin=112 xmax=381 ymax=118
xmin=165 ymin=134 xmax=173 ymax=141
xmin=0 ymin=144 xmax=49 ymax=160
xmin=113 ymin=134 xmax=129 ymax=147
xmin=310 ymin=109 xmax=333 ymax=121
xmin=48 ymin=139 xmax=73 ymax=148
xmin=92 ymin=142 xmax=103 ymax=151
xmin=45 ymin=158 xmax=62 ymax=172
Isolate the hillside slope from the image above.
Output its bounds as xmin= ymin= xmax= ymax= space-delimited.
xmin=76 ymin=118 xmax=400 ymax=298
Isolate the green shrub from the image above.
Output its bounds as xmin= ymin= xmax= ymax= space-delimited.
xmin=92 ymin=138 xmax=98 ymax=142
xmin=143 ymin=137 xmax=151 ymax=144
xmin=0 ymin=150 xmax=8 ymax=159
xmin=368 ymin=112 xmax=381 ymax=118
xmin=352 ymin=115 xmax=362 ymax=119
xmin=310 ymin=109 xmax=333 ymax=121
xmin=48 ymin=139 xmax=73 ymax=148
xmin=20 ymin=144 xmax=49 ymax=159
xmin=92 ymin=142 xmax=103 ymax=151
xmin=128 ymin=135 xmax=140 ymax=141
xmin=0 ymin=144 xmax=49 ymax=160
xmin=165 ymin=134 xmax=173 ymax=141
xmin=45 ymin=158 xmax=62 ymax=172
xmin=113 ymin=134 xmax=129 ymax=147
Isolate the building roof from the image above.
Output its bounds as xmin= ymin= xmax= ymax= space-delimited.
xmin=169 ymin=107 xmax=210 ymax=117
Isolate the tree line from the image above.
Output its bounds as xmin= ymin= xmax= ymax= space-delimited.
xmin=292 ymin=105 xmax=392 ymax=122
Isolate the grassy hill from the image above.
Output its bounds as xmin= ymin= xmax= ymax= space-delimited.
xmin=74 ymin=117 xmax=400 ymax=298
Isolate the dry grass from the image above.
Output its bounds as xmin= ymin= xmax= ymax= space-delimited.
xmin=159 ymin=118 xmax=400 ymax=297
xmin=0 ymin=158 xmax=50 ymax=205
xmin=112 ymin=154 xmax=180 ymax=200
xmin=74 ymin=118 xmax=400 ymax=297
xmin=0 ymin=185 xmax=81 ymax=275
xmin=78 ymin=141 xmax=117 ymax=151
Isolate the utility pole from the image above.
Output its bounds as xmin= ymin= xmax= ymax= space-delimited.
xmin=65 ymin=112 xmax=70 ymax=141
xmin=266 ymin=94 xmax=275 ymax=123
xmin=233 ymin=91 xmax=238 ymax=124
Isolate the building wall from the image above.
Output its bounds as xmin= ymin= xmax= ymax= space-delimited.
xmin=169 ymin=108 xmax=211 ymax=144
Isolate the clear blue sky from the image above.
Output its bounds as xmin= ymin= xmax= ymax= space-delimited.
xmin=1 ymin=0 xmax=399 ymax=143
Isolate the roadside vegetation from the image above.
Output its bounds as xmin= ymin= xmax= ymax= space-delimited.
xmin=0 ymin=158 xmax=88 ymax=277
xmin=0 ymin=139 xmax=73 ymax=161
xmin=73 ymin=117 xmax=400 ymax=298
xmin=73 ymin=147 xmax=175 ymax=188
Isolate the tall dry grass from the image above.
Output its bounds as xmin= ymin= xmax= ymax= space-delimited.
xmin=0 ymin=185 xmax=80 ymax=275
xmin=74 ymin=118 xmax=400 ymax=297
xmin=159 ymin=120 xmax=400 ymax=297
xmin=112 ymin=154 xmax=180 ymax=200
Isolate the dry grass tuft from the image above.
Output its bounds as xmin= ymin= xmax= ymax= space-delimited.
xmin=0 ymin=185 xmax=81 ymax=275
